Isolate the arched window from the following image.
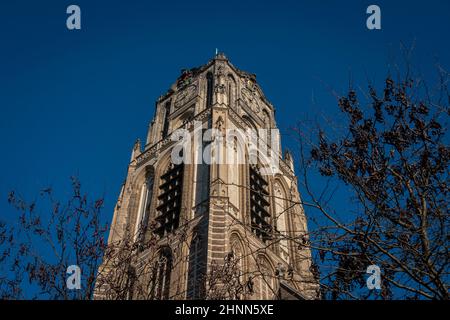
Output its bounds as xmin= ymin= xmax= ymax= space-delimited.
xmin=194 ymin=129 xmax=210 ymax=217
xmin=187 ymin=234 xmax=205 ymax=299
xmin=134 ymin=168 xmax=155 ymax=243
xmin=230 ymin=234 xmax=245 ymax=299
xmin=242 ymin=115 xmax=259 ymax=164
xmin=150 ymin=247 xmax=172 ymax=300
xmin=242 ymin=115 xmax=258 ymax=134
xmin=226 ymin=129 xmax=246 ymax=212
xmin=255 ymin=255 xmax=275 ymax=300
xmin=274 ymin=181 xmax=289 ymax=262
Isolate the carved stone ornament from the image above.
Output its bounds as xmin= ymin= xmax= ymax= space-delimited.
xmin=216 ymin=64 xmax=225 ymax=77
xmin=215 ymin=83 xmax=226 ymax=94
xmin=274 ymin=181 xmax=282 ymax=196
xmin=241 ymin=87 xmax=260 ymax=113
xmin=215 ymin=116 xmax=225 ymax=131
xmin=174 ymin=84 xmax=197 ymax=109
xmin=245 ymin=78 xmax=255 ymax=91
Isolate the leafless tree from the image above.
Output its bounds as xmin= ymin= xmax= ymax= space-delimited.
xmin=0 ymin=177 xmax=283 ymax=300
xmin=292 ymin=63 xmax=449 ymax=299
xmin=1 ymin=177 xmax=108 ymax=299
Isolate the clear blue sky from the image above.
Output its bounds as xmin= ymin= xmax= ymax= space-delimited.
xmin=0 ymin=0 xmax=449 ymax=230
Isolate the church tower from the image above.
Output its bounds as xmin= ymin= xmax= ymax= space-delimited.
xmin=95 ymin=54 xmax=319 ymax=300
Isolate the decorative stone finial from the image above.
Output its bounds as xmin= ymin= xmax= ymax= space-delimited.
xmin=214 ymin=52 xmax=227 ymax=61
xmin=130 ymin=138 xmax=141 ymax=162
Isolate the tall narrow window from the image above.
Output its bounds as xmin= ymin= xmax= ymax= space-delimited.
xmin=162 ymin=101 xmax=171 ymax=137
xmin=262 ymin=109 xmax=271 ymax=151
xmin=194 ymin=128 xmax=210 ymax=216
xmin=143 ymin=174 xmax=154 ymax=228
xmin=126 ymin=266 xmax=136 ymax=300
xmin=274 ymin=182 xmax=289 ymax=262
xmin=206 ymin=72 xmax=213 ymax=108
xmin=249 ymin=166 xmax=272 ymax=243
xmin=243 ymin=116 xmax=259 ymax=165
xmin=255 ymin=257 xmax=274 ymax=299
xmin=230 ymin=235 xmax=245 ymax=300
xmin=150 ymin=248 xmax=172 ymax=300
xmin=134 ymin=181 xmax=147 ymax=242
xmin=134 ymin=169 xmax=154 ymax=243
xmin=155 ymin=163 xmax=184 ymax=239
xmin=187 ymin=235 xmax=205 ymax=299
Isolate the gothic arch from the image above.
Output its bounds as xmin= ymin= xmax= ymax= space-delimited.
xmin=272 ymin=179 xmax=290 ymax=262
xmin=228 ymin=232 xmax=247 ymax=299
xmin=253 ymin=254 xmax=276 ymax=300
xmin=135 ymin=166 xmax=155 ymax=241
xmin=272 ymin=176 xmax=291 ymax=212
xmin=225 ymin=127 xmax=246 ymax=216
xmin=272 ymin=175 xmax=292 ymax=218
xmin=229 ymin=232 xmax=247 ymax=268
xmin=155 ymin=146 xmax=178 ymax=174
xmin=226 ymin=127 xmax=247 ymax=164
xmin=127 ymin=165 xmax=156 ymax=241
xmin=242 ymin=115 xmax=259 ymax=165
xmin=242 ymin=114 xmax=259 ymax=132
xmin=172 ymin=105 xmax=195 ymax=129
xmin=193 ymin=127 xmax=210 ymax=218
xmin=261 ymin=108 xmax=271 ymax=129
xmin=229 ymin=232 xmax=245 ymax=249
xmin=187 ymin=230 xmax=206 ymax=299
xmin=149 ymin=246 xmax=173 ymax=300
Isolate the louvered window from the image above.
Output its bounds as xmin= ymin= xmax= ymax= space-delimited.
xmin=249 ymin=166 xmax=272 ymax=242
xmin=155 ymin=164 xmax=184 ymax=238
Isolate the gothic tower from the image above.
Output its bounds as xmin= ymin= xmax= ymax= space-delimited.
xmin=95 ymin=53 xmax=319 ymax=300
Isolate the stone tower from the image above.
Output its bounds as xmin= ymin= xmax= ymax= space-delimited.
xmin=95 ymin=54 xmax=318 ymax=300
